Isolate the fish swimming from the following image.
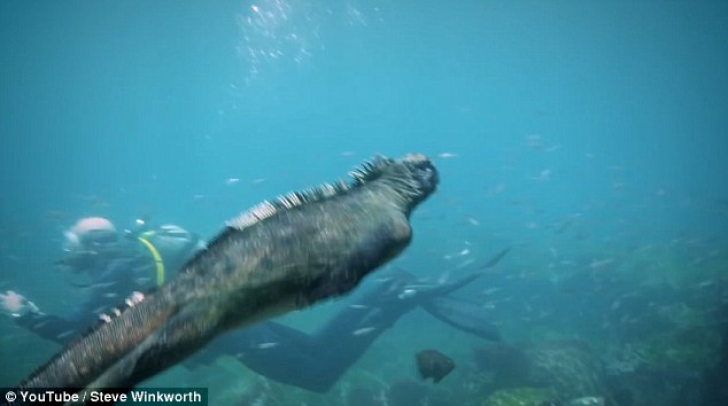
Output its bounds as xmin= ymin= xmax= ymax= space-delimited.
xmin=206 ymin=249 xmax=508 ymax=393
xmin=416 ymin=349 xmax=455 ymax=383
xmin=14 ymin=154 xmax=439 ymax=399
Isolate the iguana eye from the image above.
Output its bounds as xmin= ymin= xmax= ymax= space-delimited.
xmin=413 ymin=162 xmax=438 ymax=191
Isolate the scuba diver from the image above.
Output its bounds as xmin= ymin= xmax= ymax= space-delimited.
xmin=1 ymin=217 xmax=205 ymax=342
xmin=1 ymin=217 xmax=506 ymax=393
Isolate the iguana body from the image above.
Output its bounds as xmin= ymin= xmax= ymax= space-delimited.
xmin=17 ymin=154 xmax=438 ymax=395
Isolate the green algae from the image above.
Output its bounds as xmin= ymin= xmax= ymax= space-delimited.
xmin=482 ymin=387 xmax=559 ymax=406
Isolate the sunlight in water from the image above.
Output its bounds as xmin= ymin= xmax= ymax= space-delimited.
xmin=235 ymin=0 xmax=381 ymax=83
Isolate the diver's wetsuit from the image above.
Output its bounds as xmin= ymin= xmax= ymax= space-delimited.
xmin=16 ymin=252 xmax=153 ymax=344
xmin=190 ymin=275 xmax=424 ymax=392
xmin=15 ymin=229 xmax=210 ymax=345
xmin=14 ymin=254 xmax=501 ymax=393
xmin=195 ymin=269 xmax=504 ymax=393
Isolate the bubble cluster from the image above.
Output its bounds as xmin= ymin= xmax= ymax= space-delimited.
xmin=235 ymin=0 xmax=380 ymax=83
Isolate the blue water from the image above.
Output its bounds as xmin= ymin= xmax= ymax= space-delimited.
xmin=1 ymin=1 xmax=727 ymax=405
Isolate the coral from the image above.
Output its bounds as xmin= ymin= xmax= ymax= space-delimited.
xmin=603 ymin=343 xmax=648 ymax=376
xmin=482 ymin=387 xmax=559 ymax=406
xmin=386 ymin=379 xmax=429 ymax=406
xmin=657 ymin=303 xmax=710 ymax=330
xmin=472 ymin=340 xmax=604 ymax=401
xmin=640 ymin=329 xmax=722 ymax=369
xmin=345 ymin=386 xmax=381 ymax=406
xmin=526 ymin=340 xmax=604 ymax=400
xmin=473 ymin=343 xmax=532 ymax=388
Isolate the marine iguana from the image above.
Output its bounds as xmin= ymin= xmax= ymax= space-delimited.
xmin=15 ymin=153 xmax=438 ymax=397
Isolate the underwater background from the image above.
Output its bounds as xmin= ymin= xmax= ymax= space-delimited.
xmin=1 ymin=1 xmax=727 ymax=405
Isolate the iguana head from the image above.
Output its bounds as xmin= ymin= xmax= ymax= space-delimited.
xmin=374 ymin=153 xmax=439 ymax=214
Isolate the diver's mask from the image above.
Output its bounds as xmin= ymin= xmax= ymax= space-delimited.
xmin=58 ymin=229 xmax=120 ymax=274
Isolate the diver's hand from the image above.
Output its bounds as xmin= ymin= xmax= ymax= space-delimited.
xmin=0 ymin=290 xmax=41 ymax=318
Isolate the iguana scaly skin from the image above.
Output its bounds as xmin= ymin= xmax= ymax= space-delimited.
xmin=17 ymin=153 xmax=438 ymax=395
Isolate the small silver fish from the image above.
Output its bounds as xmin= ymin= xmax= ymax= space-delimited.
xmin=398 ymin=289 xmax=417 ymax=300
xmin=352 ymin=327 xmax=377 ymax=336
xmin=56 ymin=330 xmax=75 ymax=339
